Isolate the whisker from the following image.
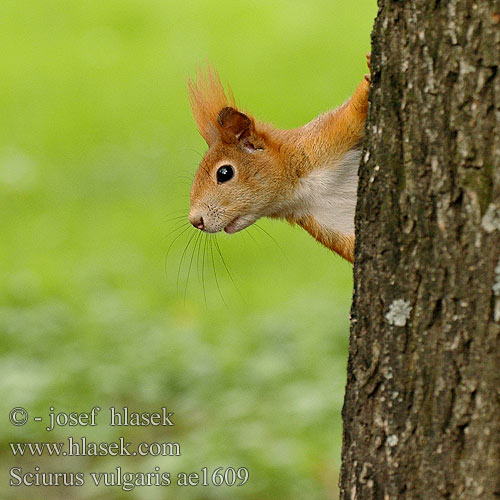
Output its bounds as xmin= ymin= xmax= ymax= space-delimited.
xmin=182 ymin=148 xmax=204 ymax=160
xmin=253 ymin=223 xmax=288 ymax=259
xmin=244 ymin=227 xmax=258 ymax=245
xmin=165 ymin=221 xmax=191 ymax=238
xmin=177 ymin=229 xmax=198 ymax=293
xmin=201 ymin=166 xmax=216 ymax=184
xmin=163 ymin=214 xmax=189 ymax=228
xmin=195 ymin=228 xmax=205 ymax=286
xmin=171 ymin=181 xmax=192 ymax=188
xmin=165 ymin=215 xmax=188 ymax=225
xmin=164 ymin=208 xmax=187 ymax=217
xmin=184 ymin=230 xmax=202 ymax=303
xmin=209 ymin=235 xmax=227 ymax=306
xmin=201 ymin=232 xmax=208 ymax=305
xmin=164 ymin=224 xmax=191 ymax=278
xmin=214 ymin=237 xmax=240 ymax=296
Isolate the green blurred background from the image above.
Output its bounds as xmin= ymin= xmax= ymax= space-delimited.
xmin=0 ymin=1 xmax=375 ymax=498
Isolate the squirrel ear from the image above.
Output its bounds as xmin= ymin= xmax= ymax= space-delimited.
xmin=217 ymin=107 xmax=251 ymax=140
xmin=216 ymin=107 xmax=263 ymax=150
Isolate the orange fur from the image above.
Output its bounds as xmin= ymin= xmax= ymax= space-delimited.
xmin=297 ymin=216 xmax=355 ymax=262
xmin=188 ymin=66 xmax=237 ymax=145
xmin=187 ymin=58 xmax=370 ymax=263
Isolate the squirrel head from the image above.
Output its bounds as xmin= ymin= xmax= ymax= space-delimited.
xmin=187 ymin=67 xmax=285 ymax=234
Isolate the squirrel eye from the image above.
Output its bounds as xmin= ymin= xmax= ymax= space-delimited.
xmin=216 ymin=165 xmax=234 ymax=183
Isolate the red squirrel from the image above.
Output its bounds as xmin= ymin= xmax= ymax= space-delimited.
xmin=187 ymin=56 xmax=370 ymax=262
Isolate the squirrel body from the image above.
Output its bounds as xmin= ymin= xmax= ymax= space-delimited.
xmin=188 ymin=61 xmax=370 ymax=262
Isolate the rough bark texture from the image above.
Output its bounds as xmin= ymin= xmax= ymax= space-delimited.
xmin=340 ymin=1 xmax=500 ymax=499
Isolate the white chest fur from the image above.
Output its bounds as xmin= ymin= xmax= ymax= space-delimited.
xmin=291 ymin=148 xmax=360 ymax=236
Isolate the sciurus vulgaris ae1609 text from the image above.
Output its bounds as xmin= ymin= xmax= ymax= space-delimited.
xmin=188 ymin=55 xmax=370 ymax=263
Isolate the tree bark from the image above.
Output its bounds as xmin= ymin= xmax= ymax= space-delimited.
xmin=340 ymin=1 xmax=500 ymax=499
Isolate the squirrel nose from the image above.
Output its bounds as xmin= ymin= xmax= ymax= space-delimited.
xmin=189 ymin=214 xmax=205 ymax=230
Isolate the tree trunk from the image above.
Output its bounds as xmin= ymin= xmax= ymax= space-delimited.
xmin=340 ymin=1 xmax=500 ymax=499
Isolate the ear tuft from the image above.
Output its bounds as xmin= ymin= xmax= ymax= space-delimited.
xmin=188 ymin=66 xmax=236 ymax=145
xmin=188 ymin=66 xmax=263 ymax=150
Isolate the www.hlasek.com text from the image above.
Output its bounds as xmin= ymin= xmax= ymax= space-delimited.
xmin=10 ymin=437 xmax=180 ymax=457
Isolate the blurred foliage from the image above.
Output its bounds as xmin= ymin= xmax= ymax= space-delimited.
xmin=0 ymin=0 xmax=375 ymax=498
